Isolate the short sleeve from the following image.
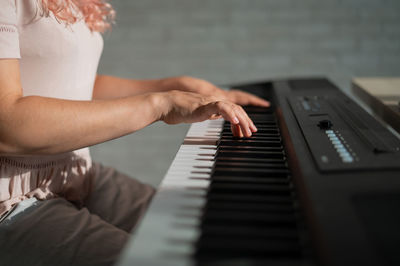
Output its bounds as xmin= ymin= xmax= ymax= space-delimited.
xmin=0 ymin=0 xmax=20 ymax=58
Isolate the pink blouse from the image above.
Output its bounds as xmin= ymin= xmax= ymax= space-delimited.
xmin=0 ymin=0 xmax=103 ymax=216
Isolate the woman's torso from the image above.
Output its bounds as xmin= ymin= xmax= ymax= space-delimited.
xmin=0 ymin=0 xmax=103 ymax=216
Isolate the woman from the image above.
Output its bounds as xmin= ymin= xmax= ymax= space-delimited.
xmin=0 ymin=0 xmax=269 ymax=265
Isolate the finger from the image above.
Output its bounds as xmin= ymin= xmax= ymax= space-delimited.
xmin=240 ymin=92 xmax=271 ymax=107
xmin=237 ymin=105 xmax=257 ymax=133
xmin=203 ymin=101 xmax=256 ymax=137
xmin=244 ymin=93 xmax=270 ymax=107
xmin=210 ymin=114 xmax=222 ymax=120
xmin=211 ymin=101 xmax=251 ymax=137
xmin=230 ymin=123 xmax=243 ymax=137
xmin=212 ymin=101 xmax=248 ymax=136
xmin=219 ymin=102 xmax=251 ymax=137
xmin=231 ymin=90 xmax=270 ymax=107
xmin=248 ymin=117 xmax=257 ymax=132
xmin=191 ymin=102 xmax=219 ymax=123
xmin=204 ymin=101 xmax=239 ymax=126
xmin=234 ymin=106 xmax=252 ymax=137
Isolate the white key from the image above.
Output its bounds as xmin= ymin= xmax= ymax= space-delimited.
xmin=118 ymin=121 xmax=225 ymax=266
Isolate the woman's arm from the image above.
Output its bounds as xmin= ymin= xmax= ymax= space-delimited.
xmin=93 ymin=75 xmax=270 ymax=107
xmin=0 ymin=59 xmax=256 ymax=156
xmin=93 ymin=75 xmax=165 ymax=99
xmin=0 ymin=60 xmax=161 ymax=155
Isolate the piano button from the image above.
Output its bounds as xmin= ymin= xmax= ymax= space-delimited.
xmin=334 ymin=143 xmax=345 ymax=149
xmin=342 ymin=157 xmax=354 ymax=163
xmin=338 ymin=151 xmax=351 ymax=158
xmin=335 ymin=147 xmax=347 ymax=153
xmin=329 ymin=136 xmax=339 ymax=141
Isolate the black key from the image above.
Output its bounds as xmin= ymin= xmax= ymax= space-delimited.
xmin=199 ymin=225 xmax=299 ymax=240
xmin=213 ymin=161 xmax=287 ymax=169
xmin=194 ymin=110 xmax=308 ymax=264
xmin=200 ymin=209 xmax=297 ymax=226
xmin=218 ymin=140 xmax=283 ymax=147
xmin=213 ymin=167 xmax=290 ymax=177
xmin=217 ymin=145 xmax=283 ymax=152
xmin=204 ymin=201 xmax=294 ymax=213
xmin=195 ymin=237 xmax=302 ymax=258
xmin=216 ymin=157 xmax=285 ymax=164
xmin=224 ymin=123 xmax=278 ymax=128
xmin=211 ymin=176 xmax=289 ymax=185
xmin=246 ymin=114 xmax=275 ymax=118
xmin=216 ymin=150 xmax=284 ymax=159
xmin=208 ymin=183 xmax=292 ymax=195
xmin=207 ymin=193 xmax=294 ymax=204
xmin=220 ymin=136 xmax=281 ymax=141
xmin=222 ymin=127 xmax=279 ymax=134
xmin=221 ymin=132 xmax=280 ymax=138
xmin=243 ymin=106 xmax=273 ymax=113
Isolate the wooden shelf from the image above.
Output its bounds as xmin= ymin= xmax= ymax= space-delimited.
xmin=352 ymin=78 xmax=400 ymax=133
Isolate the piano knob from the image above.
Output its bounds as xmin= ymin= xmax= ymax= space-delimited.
xmin=318 ymin=119 xmax=333 ymax=130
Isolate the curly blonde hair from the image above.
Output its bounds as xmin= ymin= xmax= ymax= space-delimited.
xmin=39 ymin=0 xmax=115 ymax=32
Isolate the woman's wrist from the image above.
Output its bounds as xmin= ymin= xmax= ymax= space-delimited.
xmin=155 ymin=76 xmax=185 ymax=92
xmin=156 ymin=76 xmax=207 ymax=94
xmin=146 ymin=92 xmax=170 ymax=122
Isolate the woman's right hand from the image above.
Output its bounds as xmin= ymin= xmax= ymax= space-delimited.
xmin=155 ymin=90 xmax=257 ymax=137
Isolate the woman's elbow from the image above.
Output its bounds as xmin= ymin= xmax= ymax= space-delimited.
xmin=0 ymin=129 xmax=46 ymax=156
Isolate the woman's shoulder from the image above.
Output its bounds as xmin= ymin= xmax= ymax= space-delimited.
xmin=15 ymin=0 xmax=43 ymax=26
xmin=0 ymin=0 xmax=23 ymax=58
xmin=0 ymin=0 xmax=40 ymax=27
xmin=1 ymin=0 xmax=17 ymax=24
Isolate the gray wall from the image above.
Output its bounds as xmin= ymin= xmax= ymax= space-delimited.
xmin=91 ymin=0 xmax=400 ymax=187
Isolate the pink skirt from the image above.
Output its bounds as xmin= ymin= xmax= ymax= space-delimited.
xmin=0 ymin=148 xmax=94 ymax=217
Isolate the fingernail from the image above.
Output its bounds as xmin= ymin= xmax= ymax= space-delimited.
xmin=247 ymin=128 xmax=252 ymax=136
xmin=233 ymin=117 xmax=239 ymax=124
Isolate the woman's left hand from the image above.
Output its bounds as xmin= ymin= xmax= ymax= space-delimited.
xmin=160 ymin=76 xmax=270 ymax=107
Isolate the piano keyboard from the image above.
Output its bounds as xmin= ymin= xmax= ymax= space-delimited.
xmin=117 ymin=78 xmax=400 ymax=266
xmin=118 ymin=108 xmax=310 ymax=266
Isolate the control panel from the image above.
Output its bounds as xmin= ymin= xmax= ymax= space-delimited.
xmin=288 ymin=95 xmax=400 ymax=172
xmin=325 ymin=129 xmax=357 ymax=163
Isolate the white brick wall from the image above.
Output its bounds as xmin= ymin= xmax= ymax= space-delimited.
xmin=99 ymin=0 xmax=400 ymax=90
